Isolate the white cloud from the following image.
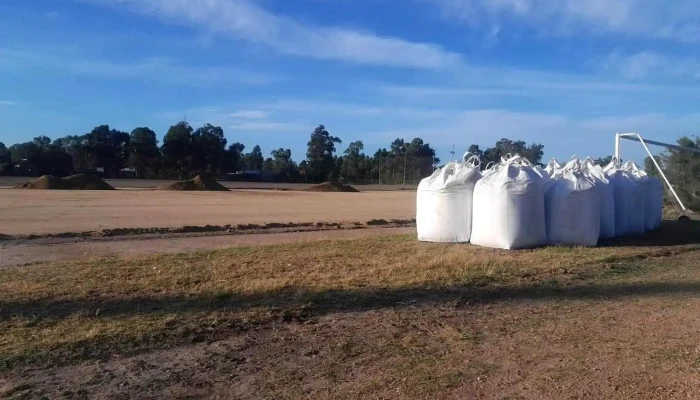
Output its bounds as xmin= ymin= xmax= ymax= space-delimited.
xmin=602 ymin=51 xmax=700 ymax=80
xmin=420 ymin=0 xmax=700 ymax=42
xmin=368 ymin=109 xmax=700 ymax=161
xmin=229 ymin=121 xmax=301 ymax=131
xmin=83 ymin=0 xmax=462 ymax=69
xmin=0 ymin=100 xmax=19 ymax=106
xmin=229 ymin=110 xmax=268 ymax=119
xmin=45 ymin=11 xmax=60 ymax=19
xmin=157 ymin=105 xmax=301 ymax=132
xmin=0 ymin=48 xmax=276 ymax=86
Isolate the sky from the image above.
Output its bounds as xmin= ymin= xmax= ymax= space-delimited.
xmin=2 ymin=0 xmax=700 ymax=164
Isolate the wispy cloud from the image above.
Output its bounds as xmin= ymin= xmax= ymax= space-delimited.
xmin=368 ymin=108 xmax=700 ymax=159
xmin=0 ymin=100 xmax=19 ymax=106
xmin=0 ymin=48 xmax=277 ymax=86
xmin=229 ymin=110 xmax=268 ymax=119
xmin=82 ymin=0 xmax=462 ymax=69
xmin=229 ymin=121 xmax=301 ymax=131
xmin=419 ymin=0 xmax=700 ymax=42
xmin=157 ymin=106 xmax=301 ymax=132
xmin=602 ymin=51 xmax=700 ymax=80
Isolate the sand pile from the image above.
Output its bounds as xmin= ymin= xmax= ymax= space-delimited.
xmin=305 ymin=182 xmax=359 ymax=193
xmin=14 ymin=174 xmax=115 ymax=190
xmin=158 ymin=175 xmax=229 ymax=191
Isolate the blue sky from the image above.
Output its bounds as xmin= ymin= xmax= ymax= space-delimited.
xmin=2 ymin=0 xmax=700 ymax=163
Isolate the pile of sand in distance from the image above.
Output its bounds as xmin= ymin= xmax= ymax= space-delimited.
xmin=14 ymin=174 xmax=115 ymax=190
xmin=157 ymin=175 xmax=229 ymax=191
xmin=304 ymin=182 xmax=359 ymax=193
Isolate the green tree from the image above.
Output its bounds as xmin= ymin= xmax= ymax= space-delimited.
xmin=404 ymin=138 xmax=439 ymax=183
xmin=128 ymin=127 xmax=160 ymax=178
xmin=84 ymin=125 xmax=130 ymax=177
xmin=222 ymin=142 xmax=245 ymax=173
xmin=306 ymin=125 xmax=341 ymax=182
xmin=161 ymin=121 xmax=193 ymax=178
xmin=8 ymin=137 xmax=73 ymax=176
xmin=644 ymin=155 xmax=662 ymax=177
xmin=0 ymin=142 xmax=11 ymax=175
xmin=659 ymin=136 xmax=700 ymax=209
xmin=593 ymin=156 xmax=614 ymax=167
xmin=372 ymin=148 xmax=392 ymax=184
xmin=375 ymin=138 xmax=438 ymax=185
xmin=265 ymin=148 xmax=298 ymax=181
xmin=298 ymin=160 xmax=310 ymax=182
xmin=243 ymin=145 xmax=264 ymax=171
xmin=341 ymin=141 xmax=366 ymax=183
xmin=191 ymin=123 xmax=227 ymax=174
xmin=54 ymin=135 xmax=90 ymax=172
xmin=468 ymin=138 xmax=545 ymax=169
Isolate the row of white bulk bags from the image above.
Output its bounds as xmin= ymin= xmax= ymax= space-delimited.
xmin=544 ymin=160 xmax=601 ymax=246
xmin=470 ymin=155 xmax=548 ymax=250
xmin=604 ymin=160 xmax=646 ymax=236
xmin=622 ymin=161 xmax=664 ymax=231
xmin=545 ymin=158 xmax=563 ymax=177
xmin=416 ymin=154 xmax=482 ymax=242
xmin=581 ymin=158 xmax=616 ymax=239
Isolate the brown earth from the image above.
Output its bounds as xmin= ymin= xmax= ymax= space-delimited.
xmin=0 ymin=189 xmax=415 ymax=236
xmin=156 ymin=175 xmax=229 ymax=191
xmin=305 ymin=182 xmax=359 ymax=192
xmin=0 ymin=177 xmax=418 ymax=191
xmin=1 ymin=231 xmax=700 ymax=399
xmin=0 ymin=227 xmax=414 ymax=268
xmin=13 ymin=174 xmax=115 ymax=190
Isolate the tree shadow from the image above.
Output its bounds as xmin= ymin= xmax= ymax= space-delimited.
xmin=600 ymin=219 xmax=700 ymax=247
xmin=4 ymin=279 xmax=700 ymax=323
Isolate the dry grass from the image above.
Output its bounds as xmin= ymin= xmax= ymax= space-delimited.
xmin=2 ymin=221 xmax=700 ymax=371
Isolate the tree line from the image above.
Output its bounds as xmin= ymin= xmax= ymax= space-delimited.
xmin=644 ymin=136 xmax=700 ymax=210
xmin=0 ymin=120 xmax=557 ymax=184
xmin=0 ymin=123 xmax=441 ymax=184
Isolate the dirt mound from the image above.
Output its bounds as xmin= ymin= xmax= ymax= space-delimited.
xmin=305 ymin=182 xmax=359 ymax=193
xmin=14 ymin=174 xmax=115 ymax=190
xmin=158 ymin=175 xmax=229 ymax=191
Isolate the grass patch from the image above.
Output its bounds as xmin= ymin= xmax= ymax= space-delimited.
xmin=1 ymin=229 xmax=700 ymax=371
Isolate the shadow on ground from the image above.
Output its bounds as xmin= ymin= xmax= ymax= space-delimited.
xmin=600 ymin=219 xmax=700 ymax=247
xmin=3 ymin=272 xmax=700 ymax=323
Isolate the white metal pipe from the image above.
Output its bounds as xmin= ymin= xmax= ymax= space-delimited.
xmin=630 ymin=133 xmax=687 ymax=212
xmin=621 ymin=136 xmax=700 ymax=155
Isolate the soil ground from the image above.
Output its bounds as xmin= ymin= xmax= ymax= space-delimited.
xmin=0 ymin=177 xmax=415 ymax=191
xmin=1 ymin=229 xmax=700 ymax=399
xmin=0 ymin=227 xmax=413 ymax=268
xmin=0 ymin=189 xmax=415 ymax=236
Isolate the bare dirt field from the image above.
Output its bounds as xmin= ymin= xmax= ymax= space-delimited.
xmin=3 ymin=176 xmax=700 ymax=399
xmin=0 ymin=177 xmax=415 ymax=191
xmin=0 ymin=189 xmax=415 ymax=236
xmin=0 ymin=227 xmax=414 ymax=268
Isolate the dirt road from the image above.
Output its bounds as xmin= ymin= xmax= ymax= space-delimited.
xmin=0 ymin=189 xmax=415 ymax=236
xmin=0 ymin=227 xmax=414 ymax=267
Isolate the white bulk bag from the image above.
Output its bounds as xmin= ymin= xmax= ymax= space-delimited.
xmin=582 ymin=158 xmax=616 ymax=239
xmin=605 ymin=160 xmax=646 ymax=236
xmin=470 ymin=155 xmax=548 ymax=250
xmin=623 ymin=161 xmax=663 ymax=231
xmin=646 ymin=176 xmax=664 ymax=230
xmin=416 ymin=154 xmax=482 ymax=243
xmin=545 ymin=162 xmax=601 ymax=246
xmin=545 ymin=158 xmax=563 ymax=177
